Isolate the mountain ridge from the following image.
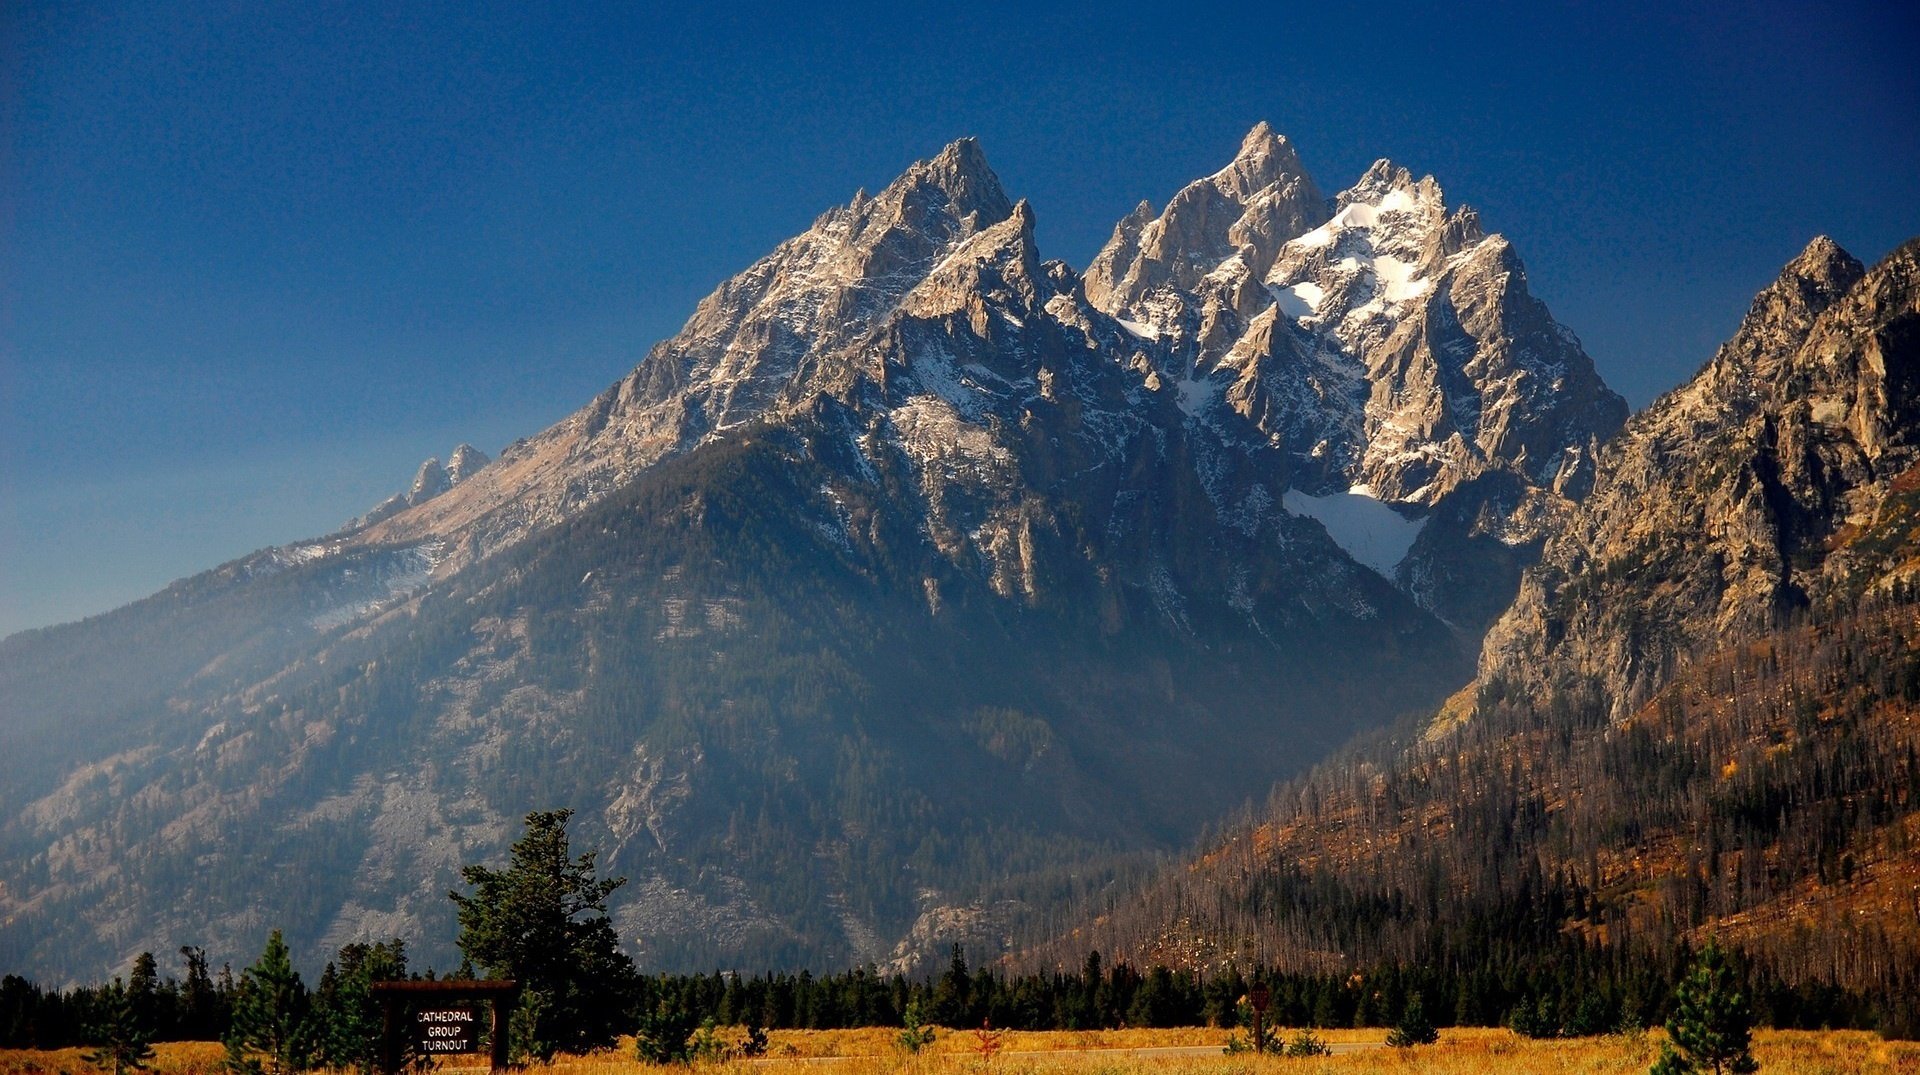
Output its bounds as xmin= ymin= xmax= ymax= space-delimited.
xmin=1034 ymin=234 xmax=1920 ymax=1017
xmin=3 ymin=126 xmax=1633 ymax=984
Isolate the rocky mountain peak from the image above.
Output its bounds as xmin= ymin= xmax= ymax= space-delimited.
xmin=1475 ymin=237 xmax=1920 ymax=723
xmin=1755 ymin=234 xmax=1865 ymax=331
xmin=1346 ymin=158 xmax=1423 ymax=199
xmin=408 ymin=458 xmax=452 ymax=504
xmin=1694 ymin=237 xmax=1867 ymax=401
xmin=910 ymin=136 xmax=1012 ymax=229
xmin=446 ymin=443 xmax=491 ymax=483
xmin=1214 ymin=121 xmax=1313 ymax=196
xmin=1083 ymin=124 xmax=1327 ymax=313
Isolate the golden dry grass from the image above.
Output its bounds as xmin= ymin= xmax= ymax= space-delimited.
xmin=4 ymin=1030 xmax=1913 ymax=1075
xmin=532 ymin=1028 xmax=1917 ymax=1075
xmin=0 ymin=1040 xmax=225 ymax=1075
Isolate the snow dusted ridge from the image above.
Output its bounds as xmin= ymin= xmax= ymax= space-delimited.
xmin=1090 ymin=151 xmax=1624 ymax=511
xmin=332 ymin=125 xmax=1622 ymax=630
xmin=1085 ymin=133 xmax=1625 ymax=622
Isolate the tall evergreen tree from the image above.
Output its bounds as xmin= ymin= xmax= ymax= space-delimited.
xmin=1651 ymin=940 xmax=1759 ymax=1075
xmin=125 ymin=955 xmax=160 ymax=1039
xmin=312 ymin=940 xmax=407 ymax=1075
xmin=178 ymin=947 xmax=222 ymax=1042
xmin=931 ymin=946 xmax=971 ymax=1027
xmin=84 ymin=981 xmax=154 ymax=1075
xmin=223 ymin=931 xmax=313 ymax=1075
xmin=450 ymin=809 xmax=637 ymax=1059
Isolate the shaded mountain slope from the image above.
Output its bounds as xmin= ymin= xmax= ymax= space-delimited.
xmin=1039 ymin=238 xmax=1920 ymax=1015
xmin=1 ymin=127 xmax=1639 ymax=984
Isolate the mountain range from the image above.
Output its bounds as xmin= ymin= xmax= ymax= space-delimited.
xmin=3 ymin=126 xmax=1909 ymax=996
xmin=1041 ymin=232 xmax=1920 ymax=1017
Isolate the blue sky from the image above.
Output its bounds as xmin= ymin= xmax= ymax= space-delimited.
xmin=4 ymin=0 xmax=1917 ymax=636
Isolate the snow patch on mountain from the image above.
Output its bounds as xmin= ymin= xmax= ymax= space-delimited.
xmin=1282 ymin=486 xmax=1426 ymax=578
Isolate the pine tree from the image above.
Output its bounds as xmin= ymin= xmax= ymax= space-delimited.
xmin=179 ymin=947 xmax=221 ymax=1042
xmin=450 ymin=809 xmax=637 ymax=1059
xmin=125 ymin=954 xmax=160 ymax=1040
xmin=1650 ymin=940 xmax=1759 ymax=1075
xmin=895 ymin=999 xmax=936 ymax=1053
xmin=312 ymin=940 xmax=407 ymax=1075
xmin=931 ymin=945 xmax=971 ymax=1028
xmin=84 ymin=982 xmax=154 ymax=1075
xmin=1385 ymin=992 xmax=1439 ymax=1047
xmin=223 ymin=931 xmax=313 ymax=1075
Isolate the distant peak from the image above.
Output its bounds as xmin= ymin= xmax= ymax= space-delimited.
xmin=936 ymin=135 xmax=986 ymax=166
xmin=1217 ymin=121 xmax=1309 ymax=189
xmin=1782 ymin=235 xmax=1862 ymax=289
xmin=409 ymin=458 xmax=452 ymax=505
xmin=1239 ymin=120 xmax=1279 ymax=154
xmin=447 ymin=443 xmax=492 ymax=483
xmin=927 ymin=136 xmax=998 ymax=189
xmin=1353 ymin=158 xmax=1420 ymax=196
xmin=1747 ymin=235 xmax=1865 ymax=327
xmin=888 ymin=136 xmax=1013 ymax=228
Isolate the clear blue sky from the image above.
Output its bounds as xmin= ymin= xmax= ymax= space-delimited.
xmin=4 ymin=0 xmax=1917 ymax=637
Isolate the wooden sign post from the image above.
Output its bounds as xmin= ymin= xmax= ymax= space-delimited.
xmin=371 ymin=979 xmax=519 ymax=1075
xmin=1248 ymin=982 xmax=1271 ymax=1055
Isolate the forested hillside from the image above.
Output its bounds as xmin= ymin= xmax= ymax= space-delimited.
xmin=1042 ymin=238 xmax=1920 ymax=1035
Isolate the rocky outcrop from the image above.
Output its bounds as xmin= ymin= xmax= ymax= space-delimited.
xmin=1476 ymin=237 xmax=1920 ymax=721
xmin=446 ymin=443 xmax=491 ymax=483
xmin=1083 ymin=135 xmax=1626 ymax=629
xmin=346 ymin=445 xmax=493 ymax=531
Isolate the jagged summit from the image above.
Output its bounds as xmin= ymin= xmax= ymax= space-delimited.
xmin=345 ymin=444 xmax=490 ymax=531
xmin=1078 ymin=128 xmax=1624 ymax=625
xmin=408 ymin=458 xmax=451 ymax=503
xmin=1084 ymin=123 xmax=1327 ymax=314
xmin=1213 ymin=121 xmax=1313 ymax=194
xmin=916 ymin=136 xmax=1009 ymax=222
xmin=1478 ymin=236 xmax=1920 ymax=721
xmin=446 ymin=443 xmax=491 ymax=483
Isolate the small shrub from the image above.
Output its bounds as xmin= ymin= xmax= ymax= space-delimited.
xmin=1283 ymin=1028 xmax=1330 ymax=1057
xmin=1386 ymin=993 xmax=1439 ymax=1048
xmin=688 ymin=1018 xmax=727 ymax=1063
xmin=897 ymin=1000 xmax=936 ymax=1054
xmin=738 ymin=1023 xmax=769 ymax=1058
xmin=1509 ymin=995 xmax=1561 ymax=1039
xmin=634 ymin=1003 xmax=698 ymax=1065
xmin=973 ymin=1020 xmax=1004 ymax=1061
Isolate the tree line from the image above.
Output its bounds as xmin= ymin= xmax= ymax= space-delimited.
xmin=1044 ymin=584 xmax=1920 ymax=1039
xmin=2 ymin=815 xmax=1894 ymax=1070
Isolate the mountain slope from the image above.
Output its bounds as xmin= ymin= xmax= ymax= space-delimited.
xmin=1480 ymin=236 xmax=1920 ymax=721
xmin=1084 ymin=126 xmax=1627 ymax=630
xmin=0 ymin=128 xmax=1622 ymax=983
xmin=1044 ymin=238 xmax=1920 ymax=1014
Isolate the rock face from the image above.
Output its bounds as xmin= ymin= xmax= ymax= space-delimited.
xmin=446 ymin=443 xmax=491 ymax=484
xmin=346 ymin=445 xmax=493 ymax=530
xmin=1082 ymin=135 xmax=1627 ymax=630
xmin=0 ymin=127 xmax=1631 ymax=982
xmin=1041 ymin=238 xmax=1920 ymax=998
xmin=1477 ymin=236 xmax=1920 ymax=720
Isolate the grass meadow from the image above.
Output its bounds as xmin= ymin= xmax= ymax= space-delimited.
xmin=3 ymin=1028 xmax=1916 ymax=1074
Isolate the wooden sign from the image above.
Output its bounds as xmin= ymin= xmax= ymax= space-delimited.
xmin=415 ymin=1006 xmax=480 ymax=1053
xmin=371 ymin=979 xmax=518 ymax=1075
